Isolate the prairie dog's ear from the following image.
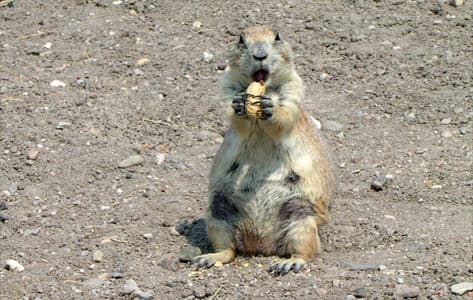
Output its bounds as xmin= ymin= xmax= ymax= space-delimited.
xmin=275 ymin=31 xmax=281 ymax=41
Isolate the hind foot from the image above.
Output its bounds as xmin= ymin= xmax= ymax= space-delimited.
xmin=192 ymin=249 xmax=235 ymax=269
xmin=267 ymin=256 xmax=306 ymax=275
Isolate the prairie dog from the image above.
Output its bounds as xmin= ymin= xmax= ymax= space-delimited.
xmin=193 ymin=25 xmax=333 ymax=275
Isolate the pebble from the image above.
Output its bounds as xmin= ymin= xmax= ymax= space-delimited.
xmin=441 ymin=130 xmax=452 ymax=138
xmin=345 ymin=295 xmax=356 ymax=300
xmin=142 ymin=233 xmax=153 ymax=240
xmin=371 ymin=174 xmax=393 ymax=191
xmin=83 ymin=277 xmax=106 ymax=289
xmin=451 ymin=282 xmax=473 ymax=295
xmin=394 ymin=284 xmax=420 ymax=298
xmin=350 ymin=263 xmax=382 ymax=271
xmin=192 ymin=21 xmax=202 ymax=28
xmin=440 ymin=118 xmax=451 ymax=125
xmin=178 ymin=246 xmax=201 ymax=262
xmin=136 ymin=58 xmax=150 ymax=66
xmin=202 ymin=51 xmax=214 ymax=63
xmin=118 ymin=155 xmax=144 ymax=168
xmin=158 ymin=254 xmax=180 ymax=272
xmin=449 ymin=0 xmax=464 ymax=7
xmin=351 ymin=287 xmax=368 ymax=298
xmin=322 ymin=120 xmax=343 ymax=132
xmin=405 ymin=112 xmax=416 ymax=124
xmin=27 ymin=149 xmax=39 ymax=160
xmin=93 ymin=250 xmax=104 ymax=262
xmin=4 ymin=259 xmax=24 ymax=272
xmin=319 ymin=72 xmax=330 ymax=81
xmin=134 ymin=68 xmax=144 ymax=76
xmin=122 ymin=279 xmax=153 ymax=300
xmin=50 ymin=80 xmax=66 ymax=87
xmin=193 ymin=287 xmax=207 ymax=298
xmin=315 ymin=288 xmax=328 ymax=296
xmin=0 ymin=214 xmax=7 ymax=223
xmin=0 ymin=202 xmax=7 ymax=210
xmin=56 ymin=121 xmax=71 ymax=129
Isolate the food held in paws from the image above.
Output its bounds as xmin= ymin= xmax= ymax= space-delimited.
xmin=245 ymin=80 xmax=266 ymax=119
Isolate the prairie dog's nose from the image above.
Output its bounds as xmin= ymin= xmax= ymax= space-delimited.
xmin=252 ymin=46 xmax=268 ymax=61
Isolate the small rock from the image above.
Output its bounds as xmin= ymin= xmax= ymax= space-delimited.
xmin=179 ymin=246 xmax=201 ymax=262
xmin=345 ymin=295 xmax=356 ymax=300
xmin=44 ymin=42 xmax=52 ymax=49
xmin=134 ymin=68 xmax=144 ymax=76
xmin=315 ymin=288 xmax=328 ymax=296
xmin=319 ymin=72 xmax=330 ymax=81
xmin=350 ymin=263 xmax=382 ymax=271
xmin=441 ymin=130 xmax=452 ymax=138
xmin=449 ymin=0 xmax=464 ymax=7
xmin=371 ymin=174 xmax=393 ymax=191
xmin=4 ymin=259 xmax=24 ymax=272
xmin=394 ymin=284 xmax=420 ymax=298
xmin=122 ymin=279 xmax=139 ymax=294
xmin=110 ymin=271 xmax=126 ymax=279
xmin=136 ymin=58 xmax=150 ymax=66
xmin=0 ymin=202 xmax=7 ymax=210
xmin=322 ymin=120 xmax=343 ymax=132
xmin=118 ymin=155 xmax=144 ymax=168
xmin=56 ymin=121 xmax=71 ymax=129
xmin=202 ymin=51 xmax=214 ymax=63
xmin=192 ymin=21 xmax=202 ymax=28
xmin=122 ymin=279 xmax=154 ymax=299
xmin=158 ymin=255 xmax=180 ymax=272
xmin=451 ymin=282 xmax=473 ymax=295
xmin=351 ymin=287 xmax=368 ymax=298
xmin=405 ymin=112 xmax=416 ymax=124
xmin=83 ymin=278 xmax=106 ymax=289
xmin=193 ymin=287 xmax=207 ymax=298
xmin=155 ymin=153 xmax=166 ymax=165
xmin=459 ymin=127 xmax=468 ymax=135
xmin=440 ymin=118 xmax=451 ymax=125
xmin=0 ymin=214 xmax=7 ymax=223
xmin=27 ymin=149 xmax=40 ymax=160
xmin=50 ymin=80 xmax=66 ymax=88
xmin=93 ymin=250 xmax=104 ymax=262
xmin=142 ymin=233 xmax=153 ymax=240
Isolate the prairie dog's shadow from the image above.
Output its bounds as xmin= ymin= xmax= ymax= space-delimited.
xmin=177 ymin=218 xmax=212 ymax=253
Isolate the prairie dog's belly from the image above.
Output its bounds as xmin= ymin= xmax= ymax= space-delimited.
xmin=219 ymin=161 xmax=300 ymax=255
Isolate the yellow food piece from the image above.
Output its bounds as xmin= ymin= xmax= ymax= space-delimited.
xmin=245 ymin=81 xmax=266 ymax=119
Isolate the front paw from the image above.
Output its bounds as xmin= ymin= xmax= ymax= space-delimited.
xmin=254 ymin=98 xmax=274 ymax=120
xmin=232 ymin=94 xmax=248 ymax=116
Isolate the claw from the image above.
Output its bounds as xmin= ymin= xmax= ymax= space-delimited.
xmin=268 ymin=258 xmax=306 ymax=275
xmin=192 ymin=255 xmax=216 ymax=269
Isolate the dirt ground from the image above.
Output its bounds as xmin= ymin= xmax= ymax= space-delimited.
xmin=0 ymin=0 xmax=472 ymax=299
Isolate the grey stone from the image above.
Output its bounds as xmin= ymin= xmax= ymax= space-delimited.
xmin=118 ymin=155 xmax=144 ymax=168
xmin=350 ymin=263 xmax=381 ymax=271
xmin=179 ymin=246 xmax=201 ymax=262
xmin=394 ymin=284 xmax=420 ymax=298
xmin=451 ymin=282 xmax=473 ymax=295
xmin=322 ymin=120 xmax=343 ymax=132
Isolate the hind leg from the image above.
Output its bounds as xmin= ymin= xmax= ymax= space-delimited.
xmin=269 ymin=198 xmax=321 ymax=275
xmin=192 ymin=219 xmax=236 ymax=268
xmin=269 ymin=217 xmax=320 ymax=275
xmin=192 ymin=191 xmax=237 ymax=268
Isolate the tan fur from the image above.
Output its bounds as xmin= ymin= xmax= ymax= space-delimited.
xmin=193 ymin=26 xmax=333 ymax=274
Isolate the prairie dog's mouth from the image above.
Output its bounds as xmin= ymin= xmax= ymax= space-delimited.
xmin=252 ymin=69 xmax=268 ymax=82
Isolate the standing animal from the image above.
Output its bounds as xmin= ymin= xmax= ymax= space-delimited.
xmin=192 ymin=25 xmax=333 ymax=275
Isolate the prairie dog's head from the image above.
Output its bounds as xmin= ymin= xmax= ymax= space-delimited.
xmin=228 ymin=26 xmax=295 ymax=83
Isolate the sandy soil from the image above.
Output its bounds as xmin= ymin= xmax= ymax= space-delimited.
xmin=0 ymin=0 xmax=472 ymax=299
